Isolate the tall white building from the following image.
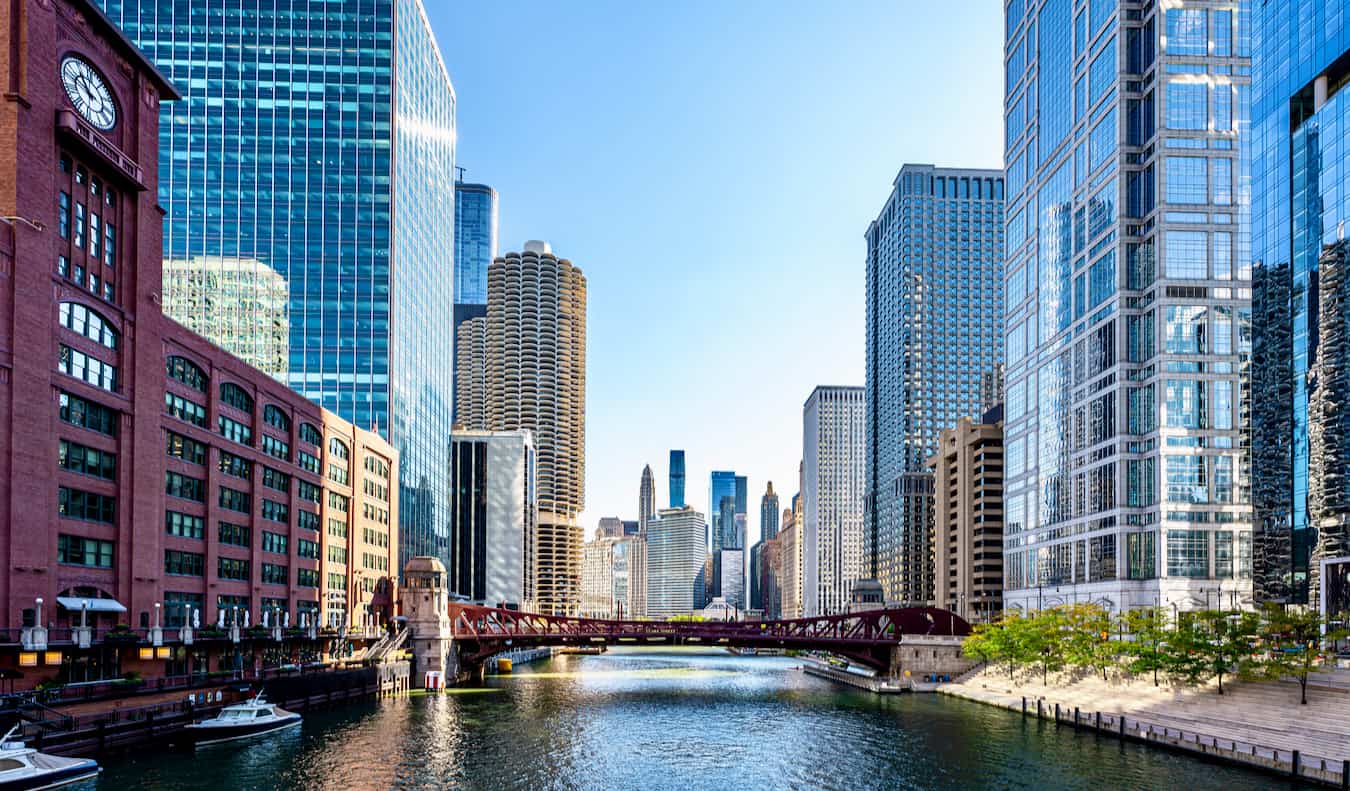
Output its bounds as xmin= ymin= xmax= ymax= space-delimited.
xmin=803 ymin=386 xmax=866 ymax=616
xmin=580 ymin=535 xmax=647 ymax=619
xmin=448 ymin=428 xmax=536 ymax=609
xmin=718 ymin=548 xmax=745 ymax=610
xmin=646 ymin=506 xmax=706 ymax=619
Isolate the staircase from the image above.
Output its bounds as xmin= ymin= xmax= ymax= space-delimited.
xmin=361 ymin=626 xmax=410 ymax=664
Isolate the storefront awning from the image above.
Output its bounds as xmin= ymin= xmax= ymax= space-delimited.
xmin=56 ymin=597 xmax=126 ymax=613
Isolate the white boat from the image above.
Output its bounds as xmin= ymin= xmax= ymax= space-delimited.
xmin=184 ymin=694 xmax=301 ymax=747
xmin=0 ymin=725 xmax=100 ymax=790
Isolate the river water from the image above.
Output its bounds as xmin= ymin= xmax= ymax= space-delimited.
xmin=86 ymin=648 xmax=1312 ymax=790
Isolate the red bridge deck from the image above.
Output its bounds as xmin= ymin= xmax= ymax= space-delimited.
xmin=447 ymin=604 xmax=971 ymax=671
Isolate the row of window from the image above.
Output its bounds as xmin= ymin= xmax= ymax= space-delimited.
xmin=59 ymin=302 xmax=118 ymax=349
xmin=58 ymin=439 xmax=116 ymax=481
xmin=59 ymin=345 xmax=117 ymax=392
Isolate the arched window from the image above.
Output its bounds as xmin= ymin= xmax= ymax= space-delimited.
xmin=299 ymin=422 xmax=322 ymax=446
xmin=166 ymin=356 xmax=207 ymax=392
xmin=219 ymin=382 xmax=253 ymax=413
xmin=263 ymin=404 xmax=291 ymax=431
xmin=59 ymin=302 xmax=118 ymax=349
xmin=328 ymin=438 xmax=349 ymax=460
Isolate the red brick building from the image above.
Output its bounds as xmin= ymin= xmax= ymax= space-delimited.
xmin=0 ymin=0 xmax=398 ymax=688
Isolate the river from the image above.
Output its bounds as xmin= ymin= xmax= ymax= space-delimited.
xmin=85 ymin=648 xmax=1314 ymax=789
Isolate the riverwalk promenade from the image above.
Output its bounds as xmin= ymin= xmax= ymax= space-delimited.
xmin=943 ymin=667 xmax=1350 ymax=787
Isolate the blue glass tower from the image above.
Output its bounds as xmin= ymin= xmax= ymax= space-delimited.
xmin=1250 ymin=1 xmax=1350 ymax=607
xmin=99 ymin=0 xmax=459 ymax=572
xmin=669 ymin=450 xmax=686 ymax=508
xmin=454 ymin=180 xmax=497 ymax=307
xmin=865 ymin=165 xmax=1005 ymax=606
xmin=1001 ymin=1 xmax=1252 ymax=615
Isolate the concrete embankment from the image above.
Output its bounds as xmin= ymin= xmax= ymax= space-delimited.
xmin=942 ymin=668 xmax=1350 ymax=788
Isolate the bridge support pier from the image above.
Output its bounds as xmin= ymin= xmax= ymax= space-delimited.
xmin=886 ymin=636 xmax=977 ymax=688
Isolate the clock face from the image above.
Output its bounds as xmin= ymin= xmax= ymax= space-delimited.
xmin=60 ymin=57 xmax=116 ymax=131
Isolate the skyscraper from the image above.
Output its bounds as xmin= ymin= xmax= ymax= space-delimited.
xmin=453 ymin=178 xmax=496 ymax=425
xmin=161 ymin=256 xmax=289 ymax=379
xmin=708 ymin=470 xmax=738 ymax=595
xmin=1002 ymin=2 xmax=1251 ymax=613
xmin=760 ymin=481 xmax=780 ymax=541
xmin=1250 ymin=0 xmax=1350 ymax=612
xmin=639 ymin=464 xmax=656 ymax=535
xmin=804 ymin=386 xmax=866 ymax=617
xmin=669 ymin=450 xmax=686 ymax=507
xmin=99 ymin=0 xmax=459 ymax=573
xmin=448 ymin=429 xmax=536 ymax=608
xmin=486 ymin=241 xmax=587 ymax=615
xmin=865 ymin=164 xmax=1005 ymax=607
xmin=646 ymin=506 xmax=707 ymax=619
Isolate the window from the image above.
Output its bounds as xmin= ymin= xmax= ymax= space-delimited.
xmin=1211 ymin=158 xmax=1232 ymax=205
xmin=220 ymin=382 xmax=253 ymax=413
xmin=297 ymin=480 xmax=321 ymax=503
xmin=1127 ymin=531 xmax=1157 ymax=579
xmin=297 ymin=510 xmax=320 ymax=532
xmin=166 ymin=357 xmax=207 ymax=392
xmin=59 ymin=345 xmax=117 ymax=391
xmin=261 ymin=531 xmax=289 ymax=555
xmin=59 ymin=303 xmax=117 ymax=348
xmin=218 ymin=486 xmax=250 ymax=513
xmin=1165 ymin=157 xmax=1208 ymax=204
xmin=1165 ymin=454 xmax=1207 ymax=503
xmin=165 ymin=470 xmax=205 ymax=502
xmin=261 ymin=499 xmax=289 ymax=524
xmin=218 ymin=521 xmax=250 ymax=548
xmin=298 ymin=539 xmax=320 ymax=560
xmin=58 ymin=440 xmax=116 ymax=480
xmin=59 ymin=192 xmax=71 ymax=238
xmin=328 ymin=438 xmax=349 ymax=460
xmin=327 ymin=518 xmax=348 ymax=539
xmin=328 ymin=492 xmax=348 ymax=513
xmin=1165 ymin=81 xmax=1207 ymax=130
xmin=261 ymin=563 xmax=288 ymax=585
xmin=88 ymin=212 xmax=99 ymax=258
xmin=1215 ymin=531 xmax=1234 ymax=577
xmin=217 ymin=450 xmax=251 ymax=480
xmin=104 ymin=222 xmax=116 ymax=267
xmin=59 ymin=392 xmax=117 ymax=436
xmin=165 ymin=549 xmax=205 ymax=577
xmin=166 ymin=511 xmax=205 ymax=539
xmin=1167 ymin=529 xmax=1209 ymax=577
xmin=58 ymin=486 xmax=115 ymax=524
xmin=1165 ymin=305 xmax=1207 ymax=353
xmin=261 ymin=434 xmax=289 ymax=461
xmin=263 ymin=405 xmax=290 ymax=431
xmin=58 ymin=534 xmax=113 ymax=567
xmin=74 ymin=202 xmax=85 ymax=248
xmin=297 ymin=568 xmax=320 ymax=588
xmin=218 ymin=557 xmax=249 ymax=581
xmin=164 ymin=592 xmax=203 ymax=627
xmin=328 ymin=464 xmax=349 ymax=485
xmin=327 ymin=573 xmax=347 ymax=591
xmin=1165 ymin=8 xmax=1207 ymax=55
xmin=299 ymin=423 xmax=322 ymax=446
xmin=261 ymin=467 xmax=290 ymax=492
xmin=1164 ymin=230 xmax=1208 ymax=278
xmin=1089 ymin=36 xmax=1117 ymax=105
xmin=297 ymin=451 xmax=321 ymax=475
xmin=165 ymin=431 xmax=207 ymax=464
xmin=219 ymin=416 xmax=252 ymax=446
xmin=328 ymin=546 xmax=347 ymax=564
xmin=165 ymin=392 xmax=207 ymax=427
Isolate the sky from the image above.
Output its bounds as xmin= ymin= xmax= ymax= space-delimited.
xmin=427 ymin=0 xmax=1004 ymax=546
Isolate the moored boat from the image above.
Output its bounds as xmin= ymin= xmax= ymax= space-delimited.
xmin=184 ymin=694 xmax=301 ymax=747
xmin=0 ymin=726 xmax=100 ymax=790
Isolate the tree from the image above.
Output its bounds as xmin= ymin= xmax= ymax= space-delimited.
xmin=1194 ymin=609 xmax=1259 ymax=694
xmin=1250 ymin=603 xmax=1348 ymax=705
xmin=1061 ymin=603 xmax=1117 ymax=681
xmin=1162 ymin=611 xmax=1210 ymax=688
xmin=1018 ymin=608 xmax=1067 ymax=686
xmin=1121 ymin=607 xmax=1168 ymax=686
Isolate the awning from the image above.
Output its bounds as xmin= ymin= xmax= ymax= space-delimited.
xmin=56 ymin=597 xmax=126 ymax=614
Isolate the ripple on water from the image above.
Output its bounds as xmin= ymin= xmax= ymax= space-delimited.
xmin=90 ymin=650 xmax=1324 ymax=791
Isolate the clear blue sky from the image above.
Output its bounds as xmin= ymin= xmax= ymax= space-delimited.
xmin=427 ymin=0 xmax=1003 ymax=544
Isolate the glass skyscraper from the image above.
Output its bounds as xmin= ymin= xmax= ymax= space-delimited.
xmin=669 ymin=450 xmax=686 ymax=508
xmin=454 ymin=180 xmax=497 ymax=307
xmin=1249 ymin=0 xmax=1350 ymax=609
xmin=99 ymin=0 xmax=458 ymax=571
xmin=865 ymin=164 xmax=1006 ymax=606
xmin=1001 ymin=0 xmax=1252 ymax=614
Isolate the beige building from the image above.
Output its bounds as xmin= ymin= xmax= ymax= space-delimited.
xmin=321 ymin=415 xmax=399 ymax=633
xmin=455 ymin=315 xmax=488 ymax=429
xmin=777 ymin=513 xmax=802 ymax=619
xmin=162 ymin=256 xmax=290 ymax=379
xmin=486 ymin=241 xmax=587 ymax=615
xmin=928 ymin=410 xmax=1004 ymax=623
xmin=580 ymin=535 xmax=646 ymax=619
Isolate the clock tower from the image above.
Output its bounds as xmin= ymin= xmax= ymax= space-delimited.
xmin=0 ymin=0 xmax=177 ymax=640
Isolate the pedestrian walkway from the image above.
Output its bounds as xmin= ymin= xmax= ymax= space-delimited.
xmin=944 ymin=666 xmax=1350 ymax=785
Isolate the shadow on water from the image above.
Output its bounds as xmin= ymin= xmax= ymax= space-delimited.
xmin=89 ymin=648 xmax=1322 ymax=790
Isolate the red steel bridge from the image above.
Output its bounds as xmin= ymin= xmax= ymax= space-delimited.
xmin=446 ymin=603 xmax=972 ymax=672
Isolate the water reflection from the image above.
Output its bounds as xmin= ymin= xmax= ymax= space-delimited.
xmin=92 ymin=648 xmax=1317 ymax=790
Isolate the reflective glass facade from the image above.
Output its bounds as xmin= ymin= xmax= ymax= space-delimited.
xmin=865 ymin=165 xmax=1005 ymax=605
xmin=454 ymin=182 xmax=497 ymax=306
xmin=669 ymin=449 xmax=686 ymax=508
xmin=1002 ymin=0 xmax=1252 ymax=614
xmin=100 ymin=0 xmax=458 ymax=572
xmin=1249 ymin=0 xmax=1350 ymax=606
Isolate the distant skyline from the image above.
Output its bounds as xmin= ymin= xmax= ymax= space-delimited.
xmin=427 ymin=1 xmax=1003 ymax=546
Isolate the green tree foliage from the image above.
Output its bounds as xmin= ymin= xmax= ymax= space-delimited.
xmin=1249 ymin=604 xmax=1348 ymax=705
xmin=1120 ymin=608 xmax=1168 ymax=686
